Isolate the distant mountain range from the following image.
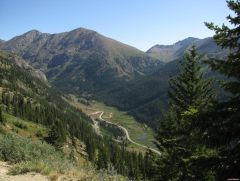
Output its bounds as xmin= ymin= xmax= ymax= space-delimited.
xmin=146 ymin=37 xmax=227 ymax=63
xmin=0 ymin=27 xmax=227 ymax=128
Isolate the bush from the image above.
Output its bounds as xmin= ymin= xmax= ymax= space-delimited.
xmin=9 ymin=160 xmax=51 ymax=175
xmin=0 ymin=133 xmax=57 ymax=163
xmin=35 ymin=130 xmax=44 ymax=137
xmin=0 ymin=106 xmax=5 ymax=124
xmin=13 ymin=121 xmax=27 ymax=129
xmin=0 ymin=133 xmax=128 ymax=180
xmin=0 ymin=133 xmax=73 ymax=176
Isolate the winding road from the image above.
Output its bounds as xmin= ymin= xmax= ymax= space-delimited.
xmin=89 ymin=111 xmax=161 ymax=155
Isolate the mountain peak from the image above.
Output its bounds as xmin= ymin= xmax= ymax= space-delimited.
xmin=147 ymin=37 xmax=224 ymax=63
xmin=174 ymin=37 xmax=199 ymax=46
xmin=23 ymin=29 xmax=42 ymax=36
xmin=71 ymin=27 xmax=96 ymax=33
xmin=67 ymin=27 xmax=100 ymax=39
xmin=14 ymin=29 xmax=44 ymax=43
xmin=28 ymin=29 xmax=41 ymax=33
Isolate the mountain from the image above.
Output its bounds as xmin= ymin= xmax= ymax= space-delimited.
xmin=0 ymin=28 xmax=162 ymax=95
xmin=147 ymin=37 xmax=227 ymax=63
xmin=0 ymin=30 xmax=227 ymax=130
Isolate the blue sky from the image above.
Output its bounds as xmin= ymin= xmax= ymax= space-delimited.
xmin=0 ymin=0 xmax=230 ymax=51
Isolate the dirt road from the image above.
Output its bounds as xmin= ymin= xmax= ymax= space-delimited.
xmin=89 ymin=111 xmax=161 ymax=155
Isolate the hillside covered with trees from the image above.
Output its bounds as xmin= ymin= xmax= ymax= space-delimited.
xmin=0 ymin=51 xmax=157 ymax=180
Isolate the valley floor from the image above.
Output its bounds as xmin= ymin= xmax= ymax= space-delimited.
xmin=65 ymin=95 xmax=158 ymax=153
xmin=92 ymin=111 xmax=161 ymax=155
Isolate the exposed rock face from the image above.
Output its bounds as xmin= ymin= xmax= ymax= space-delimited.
xmin=0 ymin=50 xmax=47 ymax=82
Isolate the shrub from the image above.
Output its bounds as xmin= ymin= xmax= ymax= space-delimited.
xmin=35 ymin=130 xmax=44 ymax=137
xmin=9 ymin=160 xmax=51 ymax=175
xmin=0 ymin=133 xmax=73 ymax=176
xmin=13 ymin=121 xmax=27 ymax=129
xmin=0 ymin=133 xmax=57 ymax=163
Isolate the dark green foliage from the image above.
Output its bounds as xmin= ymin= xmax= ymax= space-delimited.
xmin=202 ymin=0 xmax=240 ymax=179
xmin=168 ymin=46 xmax=215 ymax=115
xmin=0 ymin=106 xmax=4 ymax=124
xmin=99 ymin=121 xmax=125 ymax=139
xmin=155 ymin=46 xmax=216 ymax=180
xmin=144 ymin=149 xmax=159 ymax=180
xmin=44 ymin=121 xmax=66 ymax=148
xmin=13 ymin=120 xmax=27 ymax=129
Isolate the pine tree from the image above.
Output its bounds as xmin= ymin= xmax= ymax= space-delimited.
xmin=86 ymin=137 xmax=95 ymax=161
xmin=44 ymin=121 xmax=66 ymax=148
xmin=203 ymin=0 xmax=240 ymax=179
xmin=155 ymin=46 xmax=215 ymax=180
xmin=0 ymin=106 xmax=4 ymax=124
xmin=144 ymin=149 xmax=158 ymax=180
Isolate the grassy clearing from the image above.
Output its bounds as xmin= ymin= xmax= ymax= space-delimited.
xmin=66 ymin=95 xmax=157 ymax=150
xmin=0 ymin=133 xmax=70 ymax=172
xmin=92 ymin=102 xmax=157 ymax=149
xmin=3 ymin=113 xmax=48 ymax=139
xmin=0 ymin=111 xmax=75 ymax=178
xmin=9 ymin=160 xmax=52 ymax=175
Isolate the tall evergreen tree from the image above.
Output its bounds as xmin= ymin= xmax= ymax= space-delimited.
xmin=44 ymin=121 xmax=66 ymax=148
xmin=0 ymin=106 xmax=4 ymax=124
xmin=204 ymin=0 xmax=240 ymax=179
xmin=155 ymin=46 xmax=215 ymax=180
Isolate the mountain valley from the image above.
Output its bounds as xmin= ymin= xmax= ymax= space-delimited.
xmin=0 ymin=28 xmax=226 ymax=129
